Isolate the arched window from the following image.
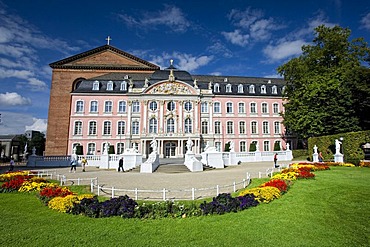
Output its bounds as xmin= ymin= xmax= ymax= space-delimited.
xmin=273 ymin=103 xmax=279 ymax=114
xmin=227 ymin=121 xmax=234 ymax=134
xmin=226 ymin=84 xmax=232 ymax=93
xmin=201 ymin=102 xmax=208 ymax=113
xmin=120 ymin=81 xmax=127 ymax=91
xmin=104 ymin=101 xmax=112 ymax=113
xmin=249 ymin=85 xmax=255 ymax=93
xmin=214 ymin=83 xmax=220 ymax=93
xmin=90 ymin=101 xmax=98 ymax=113
xmin=263 ymin=121 xmax=269 ymax=134
xmin=167 ymin=118 xmax=175 ymax=133
xmin=132 ymin=121 xmax=139 ymax=135
xmin=118 ymin=101 xmax=126 ymax=113
xmin=117 ymin=121 xmax=125 ymax=135
xmin=103 ymin=121 xmax=111 ymax=135
xmin=240 ymin=141 xmax=246 ymax=152
xmin=167 ymin=101 xmax=175 ymax=111
xmin=238 ymin=102 xmax=245 ymax=113
xmin=238 ymin=84 xmax=244 ymax=93
xmin=272 ymin=85 xmax=277 ymax=94
xmin=88 ymin=121 xmax=97 ymax=135
xmin=201 ymin=121 xmax=208 ymax=134
xmin=226 ymin=102 xmax=233 ymax=113
xmin=87 ymin=143 xmax=96 ymax=155
xmin=274 ymin=122 xmax=280 ymax=134
xmin=74 ymin=121 xmax=82 ymax=135
xmin=261 ymin=85 xmax=266 ymax=94
xmin=107 ymin=81 xmax=113 ymax=91
xmin=149 ymin=101 xmax=158 ymax=111
xmin=250 ymin=103 xmax=257 ymax=114
xmin=117 ymin=143 xmax=125 ymax=155
xmin=185 ymin=118 xmax=192 ymax=133
xmin=184 ymin=101 xmax=192 ymax=111
xmin=214 ymin=102 xmax=221 ymax=113
xmin=251 ymin=121 xmax=257 ymax=134
xmin=214 ymin=121 xmax=221 ymax=134
xmin=92 ymin=81 xmax=99 ymax=90
xmin=264 ymin=141 xmax=270 ymax=151
xmin=132 ymin=101 xmax=140 ymax=113
xmin=239 ymin=121 xmax=246 ymax=134
xmin=76 ymin=100 xmax=84 ymax=113
xmin=262 ymin=103 xmax=268 ymax=114
xmin=149 ymin=118 xmax=158 ymax=133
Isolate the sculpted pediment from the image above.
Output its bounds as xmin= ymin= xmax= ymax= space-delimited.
xmin=147 ymin=82 xmax=194 ymax=95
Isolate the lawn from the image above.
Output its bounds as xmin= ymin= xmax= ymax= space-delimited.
xmin=1 ymin=166 xmax=369 ymax=246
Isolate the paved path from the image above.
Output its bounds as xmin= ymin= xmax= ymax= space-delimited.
xmin=1 ymin=159 xmax=294 ymax=200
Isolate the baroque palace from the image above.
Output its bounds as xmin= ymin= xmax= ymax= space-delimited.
xmin=46 ymin=44 xmax=289 ymax=158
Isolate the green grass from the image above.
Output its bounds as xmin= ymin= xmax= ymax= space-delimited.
xmin=1 ymin=167 xmax=370 ymax=246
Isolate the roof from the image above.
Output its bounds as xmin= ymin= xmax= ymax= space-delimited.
xmin=49 ymin=45 xmax=160 ymax=71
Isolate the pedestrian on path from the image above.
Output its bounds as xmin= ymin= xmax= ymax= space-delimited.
xmin=81 ymin=157 xmax=88 ymax=172
xmin=118 ymin=157 xmax=124 ymax=172
xmin=274 ymin=153 xmax=279 ymax=168
xmin=9 ymin=157 xmax=15 ymax=171
xmin=70 ymin=157 xmax=77 ymax=173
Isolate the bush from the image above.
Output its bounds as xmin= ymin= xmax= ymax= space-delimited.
xmin=292 ymin=149 xmax=308 ymax=159
xmin=71 ymin=196 xmax=101 ymax=218
xmin=100 ymin=195 xmax=137 ymax=218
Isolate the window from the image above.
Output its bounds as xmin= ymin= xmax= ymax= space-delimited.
xmin=149 ymin=101 xmax=157 ymax=111
xmin=107 ymin=81 xmax=113 ymax=91
xmin=184 ymin=101 xmax=192 ymax=111
xmin=214 ymin=83 xmax=220 ymax=93
xmin=167 ymin=118 xmax=175 ymax=133
xmin=274 ymin=122 xmax=280 ymax=134
xmin=104 ymin=101 xmax=112 ymax=113
xmin=263 ymin=121 xmax=269 ymax=134
xmin=118 ymin=101 xmax=126 ymax=113
xmin=90 ymin=101 xmax=98 ymax=113
xmin=251 ymin=121 xmax=257 ymax=134
xmin=214 ymin=102 xmax=221 ymax=113
xmin=215 ymin=121 xmax=221 ymax=134
xmin=262 ymin=103 xmax=268 ymax=114
xmin=76 ymin=101 xmax=84 ymax=113
xmin=272 ymin=85 xmax=277 ymax=94
xmin=273 ymin=103 xmax=279 ymax=114
xmin=132 ymin=101 xmax=140 ymax=113
xmin=227 ymin=121 xmax=234 ymax=134
xmin=87 ymin=143 xmax=96 ymax=155
xmin=226 ymin=84 xmax=232 ymax=93
xmin=92 ymin=81 xmax=99 ymax=90
xmin=120 ymin=81 xmax=127 ymax=91
xmin=167 ymin=101 xmax=175 ymax=111
xmin=250 ymin=103 xmax=257 ymax=114
xmin=261 ymin=85 xmax=266 ymax=94
xmin=149 ymin=118 xmax=157 ymax=133
xmin=89 ymin=121 xmax=97 ymax=135
xmin=249 ymin=85 xmax=255 ymax=93
xmin=117 ymin=143 xmax=124 ymax=154
xmin=132 ymin=121 xmax=139 ymax=135
xmin=226 ymin=102 xmax=233 ymax=113
xmin=117 ymin=121 xmax=125 ymax=135
xmin=185 ymin=118 xmax=192 ymax=133
xmin=239 ymin=121 xmax=246 ymax=134
xmin=238 ymin=102 xmax=245 ymax=113
xmin=103 ymin=121 xmax=111 ymax=135
xmin=240 ymin=141 xmax=246 ymax=152
xmin=201 ymin=102 xmax=208 ymax=113
xmin=74 ymin=121 xmax=82 ymax=135
xmin=264 ymin=141 xmax=270 ymax=151
xmin=201 ymin=121 xmax=208 ymax=134
xmin=238 ymin=84 xmax=244 ymax=93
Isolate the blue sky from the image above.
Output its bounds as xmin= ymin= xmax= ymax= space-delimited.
xmin=0 ymin=0 xmax=369 ymax=135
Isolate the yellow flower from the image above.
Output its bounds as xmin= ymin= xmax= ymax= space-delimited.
xmin=239 ymin=186 xmax=281 ymax=203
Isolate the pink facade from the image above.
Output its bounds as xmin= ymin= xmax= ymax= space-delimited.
xmin=68 ymin=78 xmax=286 ymax=158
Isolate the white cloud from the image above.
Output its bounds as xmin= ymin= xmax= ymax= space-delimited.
xmin=0 ymin=112 xmax=46 ymax=135
xmin=263 ymin=40 xmax=307 ymax=62
xmin=25 ymin=118 xmax=47 ymax=133
xmin=117 ymin=5 xmax=190 ymax=32
xmin=150 ymin=52 xmax=213 ymax=72
xmin=222 ymin=30 xmax=250 ymax=46
xmin=206 ymin=41 xmax=233 ymax=58
xmin=0 ymin=92 xmax=32 ymax=106
xmin=360 ymin=12 xmax=370 ymax=31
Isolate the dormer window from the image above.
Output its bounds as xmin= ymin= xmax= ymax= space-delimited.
xmin=226 ymin=84 xmax=232 ymax=93
xmin=92 ymin=80 xmax=99 ymax=90
xmin=238 ymin=84 xmax=244 ymax=93
xmin=124 ymin=75 xmax=129 ymax=80
xmin=272 ymin=85 xmax=277 ymax=94
xmin=120 ymin=81 xmax=127 ymax=91
xmin=261 ymin=85 xmax=266 ymax=94
xmin=224 ymin=78 xmax=228 ymax=82
xmin=249 ymin=85 xmax=255 ymax=93
xmin=107 ymin=81 xmax=113 ymax=91
xmin=214 ymin=83 xmax=220 ymax=93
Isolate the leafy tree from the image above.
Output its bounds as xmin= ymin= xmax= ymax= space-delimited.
xmin=278 ymin=25 xmax=370 ymax=139
xmin=29 ymin=132 xmax=46 ymax=156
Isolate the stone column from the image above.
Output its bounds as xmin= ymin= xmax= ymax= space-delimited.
xmin=194 ymin=100 xmax=199 ymax=133
xmin=159 ymin=100 xmax=164 ymax=133
xmin=143 ymin=100 xmax=148 ymax=134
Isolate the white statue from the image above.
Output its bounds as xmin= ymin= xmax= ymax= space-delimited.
xmin=150 ymin=137 xmax=157 ymax=153
xmin=24 ymin=143 xmax=28 ymax=154
xmin=313 ymin=145 xmax=318 ymax=154
xmin=335 ymin=139 xmax=342 ymax=154
xmin=103 ymin=142 xmax=109 ymax=155
xmin=286 ymin=143 xmax=290 ymax=151
xmin=229 ymin=141 xmax=235 ymax=152
xmin=32 ymin=146 xmax=36 ymax=156
xmin=186 ymin=138 xmax=193 ymax=152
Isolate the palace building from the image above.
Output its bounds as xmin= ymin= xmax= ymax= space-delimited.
xmin=45 ymin=44 xmax=289 ymax=158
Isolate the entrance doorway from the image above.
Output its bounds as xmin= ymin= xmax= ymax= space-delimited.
xmin=165 ymin=142 xmax=177 ymax=158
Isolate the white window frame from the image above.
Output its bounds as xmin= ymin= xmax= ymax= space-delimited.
xmin=90 ymin=101 xmax=98 ymax=113
xmin=88 ymin=121 xmax=97 ymax=135
xmin=118 ymin=101 xmax=126 ymax=113
xmin=226 ymin=102 xmax=233 ymax=113
xmin=104 ymin=101 xmax=113 ymax=113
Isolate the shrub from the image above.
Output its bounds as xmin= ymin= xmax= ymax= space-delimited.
xmin=134 ymin=201 xmax=200 ymax=219
xmin=100 ymin=195 xmax=138 ymax=218
xmin=71 ymin=196 xmax=101 ymax=218
xmin=199 ymin=193 xmax=258 ymax=215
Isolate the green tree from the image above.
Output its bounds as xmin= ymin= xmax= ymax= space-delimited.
xmin=29 ymin=132 xmax=46 ymax=156
xmin=278 ymin=25 xmax=370 ymax=139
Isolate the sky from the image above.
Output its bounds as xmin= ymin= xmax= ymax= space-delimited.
xmin=0 ymin=0 xmax=369 ymax=135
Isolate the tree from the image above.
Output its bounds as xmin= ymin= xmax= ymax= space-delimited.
xmin=278 ymin=25 xmax=370 ymax=139
xmin=29 ymin=132 xmax=46 ymax=156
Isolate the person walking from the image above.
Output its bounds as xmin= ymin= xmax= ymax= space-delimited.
xmin=81 ymin=157 xmax=88 ymax=172
xmin=274 ymin=153 xmax=279 ymax=168
xmin=318 ymin=152 xmax=324 ymax=162
xmin=118 ymin=157 xmax=124 ymax=172
xmin=70 ymin=157 xmax=77 ymax=173
xmin=9 ymin=156 xmax=15 ymax=171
